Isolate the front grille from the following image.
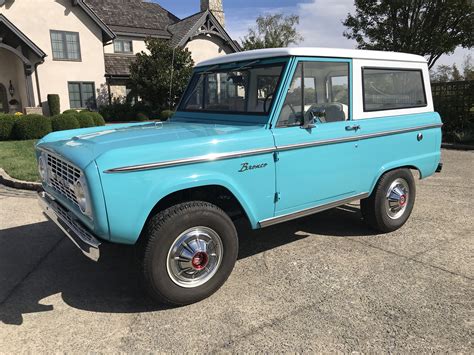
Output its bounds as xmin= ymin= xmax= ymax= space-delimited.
xmin=46 ymin=153 xmax=82 ymax=208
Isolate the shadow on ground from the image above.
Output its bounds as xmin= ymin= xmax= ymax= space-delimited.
xmin=0 ymin=204 xmax=376 ymax=325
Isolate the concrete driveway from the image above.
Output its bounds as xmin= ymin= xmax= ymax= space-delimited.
xmin=0 ymin=149 xmax=472 ymax=352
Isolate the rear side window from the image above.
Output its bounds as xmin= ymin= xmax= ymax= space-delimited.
xmin=362 ymin=68 xmax=426 ymax=111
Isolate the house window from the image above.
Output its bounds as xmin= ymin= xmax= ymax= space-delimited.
xmin=50 ymin=30 xmax=81 ymax=61
xmin=68 ymin=82 xmax=96 ymax=109
xmin=362 ymin=68 xmax=427 ymax=111
xmin=114 ymin=40 xmax=133 ymax=54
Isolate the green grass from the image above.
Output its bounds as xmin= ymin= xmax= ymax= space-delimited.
xmin=0 ymin=140 xmax=39 ymax=182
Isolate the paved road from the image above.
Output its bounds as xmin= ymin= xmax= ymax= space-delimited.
xmin=0 ymin=149 xmax=472 ymax=352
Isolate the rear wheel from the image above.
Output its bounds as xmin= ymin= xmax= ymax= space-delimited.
xmin=138 ymin=201 xmax=238 ymax=305
xmin=361 ymin=168 xmax=416 ymax=233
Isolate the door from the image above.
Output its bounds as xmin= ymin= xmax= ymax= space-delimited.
xmin=0 ymin=84 xmax=8 ymax=113
xmin=271 ymin=59 xmax=362 ymax=215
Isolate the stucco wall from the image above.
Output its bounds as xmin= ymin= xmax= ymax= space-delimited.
xmin=185 ymin=35 xmax=232 ymax=65
xmin=0 ymin=0 xmax=107 ymax=113
xmin=0 ymin=49 xmax=26 ymax=112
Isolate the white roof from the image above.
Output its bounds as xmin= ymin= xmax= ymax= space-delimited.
xmin=196 ymin=47 xmax=427 ymax=67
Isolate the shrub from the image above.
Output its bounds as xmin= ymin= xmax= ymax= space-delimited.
xmin=135 ymin=112 xmax=149 ymax=121
xmin=0 ymin=114 xmax=18 ymax=140
xmin=51 ymin=114 xmax=80 ymax=131
xmin=160 ymin=110 xmax=175 ymax=121
xmin=47 ymin=94 xmax=61 ymax=116
xmin=76 ymin=112 xmax=95 ymax=128
xmin=14 ymin=114 xmax=52 ymax=140
xmin=63 ymin=109 xmax=79 ymax=115
xmin=88 ymin=112 xmax=106 ymax=126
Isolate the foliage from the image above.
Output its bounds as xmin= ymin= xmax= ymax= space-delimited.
xmin=76 ymin=112 xmax=96 ymax=128
xmin=343 ymin=0 xmax=474 ymax=68
xmin=47 ymin=94 xmax=61 ymax=116
xmin=241 ymin=13 xmax=303 ymax=50
xmin=431 ymin=55 xmax=474 ymax=82
xmin=0 ymin=139 xmax=39 ymax=182
xmin=51 ymin=114 xmax=80 ymax=132
xmin=129 ymin=39 xmax=194 ymax=110
xmin=99 ymin=102 xmax=160 ymax=122
xmin=160 ymin=110 xmax=175 ymax=121
xmin=63 ymin=109 xmax=79 ymax=115
xmin=88 ymin=112 xmax=106 ymax=126
xmin=0 ymin=114 xmax=18 ymax=140
xmin=14 ymin=114 xmax=52 ymax=140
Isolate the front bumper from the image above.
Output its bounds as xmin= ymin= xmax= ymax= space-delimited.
xmin=38 ymin=191 xmax=101 ymax=261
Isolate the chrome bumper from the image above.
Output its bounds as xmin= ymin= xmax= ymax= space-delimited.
xmin=38 ymin=191 xmax=101 ymax=261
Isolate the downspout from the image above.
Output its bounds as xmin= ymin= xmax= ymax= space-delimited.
xmin=34 ymin=61 xmax=43 ymax=106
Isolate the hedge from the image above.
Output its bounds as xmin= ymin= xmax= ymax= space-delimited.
xmin=76 ymin=112 xmax=96 ymax=128
xmin=51 ymin=114 xmax=80 ymax=131
xmin=14 ymin=114 xmax=52 ymax=140
xmin=0 ymin=114 xmax=18 ymax=140
xmin=47 ymin=94 xmax=61 ymax=116
xmin=63 ymin=109 xmax=79 ymax=115
xmin=88 ymin=112 xmax=106 ymax=126
xmin=160 ymin=110 xmax=175 ymax=121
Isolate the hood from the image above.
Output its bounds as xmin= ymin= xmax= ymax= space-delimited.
xmin=37 ymin=121 xmax=268 ymax=170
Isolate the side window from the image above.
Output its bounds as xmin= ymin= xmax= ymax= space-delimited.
xmin=362 ymin=68 xmax=426 ymax=111
xmin=68 ymin=82 xmax=96 ymax=109
xmin=277 ymin=61 xmax=350 ymax=127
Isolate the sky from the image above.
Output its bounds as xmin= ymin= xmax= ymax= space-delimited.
xmin=154 ymin=0 xmax=472 ymax=69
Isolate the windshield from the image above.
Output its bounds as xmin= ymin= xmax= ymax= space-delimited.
xmin=178 ymin=61 xmax=286 ymax=115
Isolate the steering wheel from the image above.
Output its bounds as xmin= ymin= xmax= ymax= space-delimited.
xmin=263 ymin=92 xmax=274 ymax=113
xmin=284 ymin=103 xmax=301 ymax=126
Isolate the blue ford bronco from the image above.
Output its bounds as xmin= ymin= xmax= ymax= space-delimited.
xmin=37 ymin=48 xmax=442 ymax=305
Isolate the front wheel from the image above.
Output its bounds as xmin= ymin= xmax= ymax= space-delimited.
xmin=361 ymin=168 xmax=416 ymax=233
xmin=138 ymin=201 xmax=238 ymax=305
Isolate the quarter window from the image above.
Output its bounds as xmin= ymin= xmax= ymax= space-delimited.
xmin=362 ymin=68 xmax=426 ymax=111
xmin=68 ymin=82 xmax=96 ymax=109
xmin=50 ymin=31 xmax=81 ymax=61
xmin=114 ymin=40 xmax=133 ymax=54
xmin=277 ymin=61 xmax=350 ymax=127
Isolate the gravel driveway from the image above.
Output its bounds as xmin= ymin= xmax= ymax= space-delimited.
xmin=0 ymin=149 xmax=472 ymax=352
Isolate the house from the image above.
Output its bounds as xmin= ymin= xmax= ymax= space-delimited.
xmin=0 ymin=0 xmax=239 ymax=114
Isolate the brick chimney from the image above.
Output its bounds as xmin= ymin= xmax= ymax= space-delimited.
xmin=201 ymin=0 xmax=225 ymax=28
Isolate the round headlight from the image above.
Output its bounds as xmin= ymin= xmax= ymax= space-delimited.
xmin=38 ymin=155 xmax=47 ymax=180
xmin=74 ymin=179 xmax=88 ymax=214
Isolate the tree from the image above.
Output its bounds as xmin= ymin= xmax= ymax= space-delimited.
xmin=430 ymin=64 xmax=453 ymax=82
xmin=129 ymin=39 xmax=194 ymax=110
xmin=343 ymin=0 xmax=474 ymax=69
xmin=451 ymin=64 xmax=462 ymax=81
xmin=462 ymin=54 xmax=474 ymax=80
xmin=241 ymin=13 xmax=303 ymax=50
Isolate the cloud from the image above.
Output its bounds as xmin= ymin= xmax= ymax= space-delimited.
xmin=297 ymin=0 xmax=355 ymax=48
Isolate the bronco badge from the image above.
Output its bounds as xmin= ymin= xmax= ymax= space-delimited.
xmin=238 ymin=162 xmax=268 ymax=172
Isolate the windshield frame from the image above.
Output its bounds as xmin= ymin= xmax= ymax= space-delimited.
xmin=176 ymin=57 xmax=289 ymax=120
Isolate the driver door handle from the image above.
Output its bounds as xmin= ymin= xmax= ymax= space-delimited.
xmin=345 ymin=125 xmax=361 ymax=131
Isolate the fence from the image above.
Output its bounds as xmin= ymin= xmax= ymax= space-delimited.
xmin=431 ymin=80 xmax=474 ymax=143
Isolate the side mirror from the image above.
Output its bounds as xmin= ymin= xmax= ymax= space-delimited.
xmin=300 ymin=109 xmax=325 ymax=129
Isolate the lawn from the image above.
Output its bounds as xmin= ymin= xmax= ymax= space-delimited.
xmin=0 ymin=140 xmax=39 ymax=182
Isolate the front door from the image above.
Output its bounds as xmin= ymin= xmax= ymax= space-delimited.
xmin=0 ymin=84 xmax=8 ymax=113
xmin=271 ymin=58 xmax=361 ymax=216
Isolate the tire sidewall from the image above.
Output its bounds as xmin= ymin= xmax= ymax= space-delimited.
xmin=146 ymin=204 xmax=238 ymax=305
xmin=375 ymin=169 xmax=416 ymax=231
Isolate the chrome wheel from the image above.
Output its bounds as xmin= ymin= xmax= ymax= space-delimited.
xmin=167 ymin=226 xmax=223 ymax=288
xmin=385 ymin=178 xmax=409 ymax=219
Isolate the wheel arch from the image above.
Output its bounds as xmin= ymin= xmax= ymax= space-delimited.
xmin=368 ymin=164 xmax=421 ymax=196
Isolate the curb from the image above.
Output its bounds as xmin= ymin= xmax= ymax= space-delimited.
xmin=441 ymin=143 xmax=474 ymax=151
xmin=0 ymin=168 xmax=42 ymax=192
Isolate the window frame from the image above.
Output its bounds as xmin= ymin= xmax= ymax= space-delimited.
xmin=275 ymin=59 xmax=352 ymax=128
xmin=50 ymin=30 xmax=82 ymax=62
xmin=361 ymin=67 xmax=427 ymax=112
xmin=114 ymin=39 xmax=133 ymax=54
xmin=68 ymin=81 xmax=97 ymax=109
xmin=178 ymin=61 xmax=288 ymax=116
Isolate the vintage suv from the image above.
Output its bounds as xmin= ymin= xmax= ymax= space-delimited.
xmin=37 ymin=48 xmax=442 ymax=305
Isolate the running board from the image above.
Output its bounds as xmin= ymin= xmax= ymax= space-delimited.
xmin=258 ymin=193 xmax=369 ymax=228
